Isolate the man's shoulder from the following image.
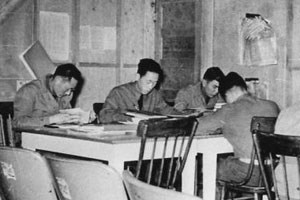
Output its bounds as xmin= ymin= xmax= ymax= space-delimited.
xmin=111 ymin=81 xmax=135 ymax=91
xmin=233 ymin=94 xmax=279 ymax=111
xmin=18 ymin=79 xmax=43 ymax=92
xmin=178 ymin=82 xmax=201 ymax=94
xmin=257 ymin=97 xmax=279 ymax=108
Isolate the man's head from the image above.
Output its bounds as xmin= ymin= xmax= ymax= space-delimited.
xmin=137 ymin=58 xmax=164 ymax=95
xmin=51 ymin=63 xmax=82 ymax=98
xmin=202 ymin=67 xmax=225 ymax=98
xmin=219 ymin=72 xmax=248 ymax=103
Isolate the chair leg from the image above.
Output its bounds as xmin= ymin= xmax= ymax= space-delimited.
xmin=220 ymin=185 xmax=226 ymax=200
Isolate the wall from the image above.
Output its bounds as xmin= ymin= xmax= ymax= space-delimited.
xmin=76 ymin=0 xmax=155 ymax=111
xmin=201 ymin=0 xmax=289 ymax=109
xmin=2 ymin=0 xmax=299 ymax=111
xmin=0 ymin=0 xmax=36 ymax=102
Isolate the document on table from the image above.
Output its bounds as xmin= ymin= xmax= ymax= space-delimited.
xmin=121 ymin=111 xmax=167 ymax=125
xmin=56 ymin=123 xmax=137 ymax=135
xmin=57 ymin=124 xmax=104 ymax=134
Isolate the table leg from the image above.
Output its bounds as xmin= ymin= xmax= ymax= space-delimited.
xmin=203 ymin=153 xmax=217 ymax=200
xmin=182 ymin=151 xmax=196 ymax=195
xmin=109 ymin=158 xmax=126 ymax=176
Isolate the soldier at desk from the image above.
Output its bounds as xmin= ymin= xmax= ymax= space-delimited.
xmin=174 ymin=66 xmax=225 ymax=112
xmin=99 ymin=58 xmax=179 ymax=123
xmin=195 ymin=72 xmax=279 ymax=195
xmin=13 ymin=63 xmax=90 ymax=128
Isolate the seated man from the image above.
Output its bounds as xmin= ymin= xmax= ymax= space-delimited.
xmin=99 ymin=58 xmax=178 ymax=123
xmin=195 ymin=72 xmax=279 ymax=194
xmin=13 ymin=63 xmax=89 ymax=128
xmin=174 ymin=66 xmax=225 ymax=112
xmin=274 ymin=103 xmax=300 ymax=200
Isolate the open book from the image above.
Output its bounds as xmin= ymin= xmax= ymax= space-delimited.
xmin=121 ymin=110 xmax=167 ymax=125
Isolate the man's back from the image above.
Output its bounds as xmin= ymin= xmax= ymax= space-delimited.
xmin=196 ymin=94 xmax=279 ymax=159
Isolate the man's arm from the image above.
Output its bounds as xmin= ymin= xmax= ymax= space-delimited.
xmin=195 ymin=105 xmax=228 ymax=135
xmin=13 ymin=85 xmax=51 ymax=127
xmin=99 ymin=89 xmax=131 ymax=123
xmin=174 ymin=88 xmax=191 ymax=111
xmin=152 ymin=91 xmax=180 ymax=115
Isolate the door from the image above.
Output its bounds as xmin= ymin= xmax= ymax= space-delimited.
xmin=155 ymin=0 xmax=201 ymax=104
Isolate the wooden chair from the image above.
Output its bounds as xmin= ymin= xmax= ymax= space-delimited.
xmin=253 ymin=131 xmax=300 ymax=200
xmin=123 ymin=170 xmax=201 ymax=200
xmin=0 ymin=147 xmax=62 ymax=200
xmin=219 ymin=116 xmax=277 ymax=200
xmin=92 ymin=102 xmax=104 ymax=124
xmin=0 ymin=114 xmax=15 ymax=147
xmin=134 ymin=117 xmax=198 ymax=190
xmin=45 ymin=154 xmax=128 ymax=200
xmin=0 ymin=115 xmax=6 ymax=146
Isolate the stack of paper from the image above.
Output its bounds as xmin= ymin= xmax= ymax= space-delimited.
xmin=57 ymin=124 xmax=104 ymax=134
xmin=121 ymin=111 xmax=167 ymax=125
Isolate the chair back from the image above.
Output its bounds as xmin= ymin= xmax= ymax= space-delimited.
xmin=242 ymin=116 xmax=277 ymax=185
xmin=250 ymin=116 xmax=277 ymax=134
xmin=123 ymin=170 xmax=201 ymax=200
xmin=45 ymin=155 xmax=128 ymax=200
xmin=135 ymin=117 xmax=198 ymax=190
xmin=0 ymin=147 xmax=61 ymax=200
xmin=253 ymin=132 xmax=300 ymax=200
xmin=218 ymin=116 xmax=277 ymax=200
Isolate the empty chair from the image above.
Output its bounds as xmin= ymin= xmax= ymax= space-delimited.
xmin=123 ymin=170 xmax=201 ymax=200
xmin=134 ymin=117 xmax=198 ymax=190
xmin=45 ymin=154 xmax=128 ymax=200
xmin=0 ymin=147 xmax=61 ymax=200
xmin=253 ymin=131 xmax=300 ymax=200
xmin=218 ymin=116 xmax=277 ymax=200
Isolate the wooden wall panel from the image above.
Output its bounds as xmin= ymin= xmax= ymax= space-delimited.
xmin=0 ymin=0 xmax=35 ymax=101
xmin=121 ymin=0 xmax=144 ymax=65
xmin=211 ymin=0 xmax=288 ymax=108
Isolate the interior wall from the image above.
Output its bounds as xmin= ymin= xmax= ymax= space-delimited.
xmin=202 ymin=0 xmax=288 ymax=109
xmin=2 ymin=0 xmax=299 ymax=112
xmin=0 ymin=0 xmax=35 ymax=102
xmin=76 ymin=0 xmax=155 ymax=111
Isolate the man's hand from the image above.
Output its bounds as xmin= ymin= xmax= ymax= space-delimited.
xmin=59 ymin=108 xmax=93 ymax=124
xmin=113 ymin=113 xmax=133 ymax=122
xmin=48 ymin=113 xmax=80 ymax=124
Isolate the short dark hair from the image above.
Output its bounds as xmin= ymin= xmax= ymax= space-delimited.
xmin=219 ymin=72 xmax=247 ymax=99
xmin=137 ymin=58 xmax=163 ymax=76
xmin=137 ymin=58 xmax=164 ymax=85
xmin=203 ymin=66 xmax=224 ymax=82
xmin=53 ymin=63 xmax=82 ymax=82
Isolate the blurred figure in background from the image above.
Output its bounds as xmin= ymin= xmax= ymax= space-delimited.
xmin=174 ymin=66 xmax=225 ymax=112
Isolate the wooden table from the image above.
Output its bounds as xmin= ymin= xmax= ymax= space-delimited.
xmin=19 ymin=126 xmax=233 ymax=200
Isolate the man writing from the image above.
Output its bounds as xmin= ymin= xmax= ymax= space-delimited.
xmin=99 ymin=58 xmax=179 ymax=123
xmin=13 ymin=63 xmax=89 ymax=128
xmin=174 ymin=66 xmax=225 ymax=112
xmin=195 ymin=72 xmax=279 ymax=197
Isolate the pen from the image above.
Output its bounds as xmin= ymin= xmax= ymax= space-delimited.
xmin=44 ymin=124 xmax=59 ymax=128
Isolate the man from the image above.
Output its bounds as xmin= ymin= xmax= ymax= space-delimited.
xmin=195 ymin=72 xmax=279 ymax=190
xmin=174 ymin=66 xmax=225 ymax=112
xmin=274 ymin=103 xmax=300 ymax=200
xmin=13 ymin=63 xmax=85 ymax=128
xmin=99 ymin=58 xmax=177 ymax=123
